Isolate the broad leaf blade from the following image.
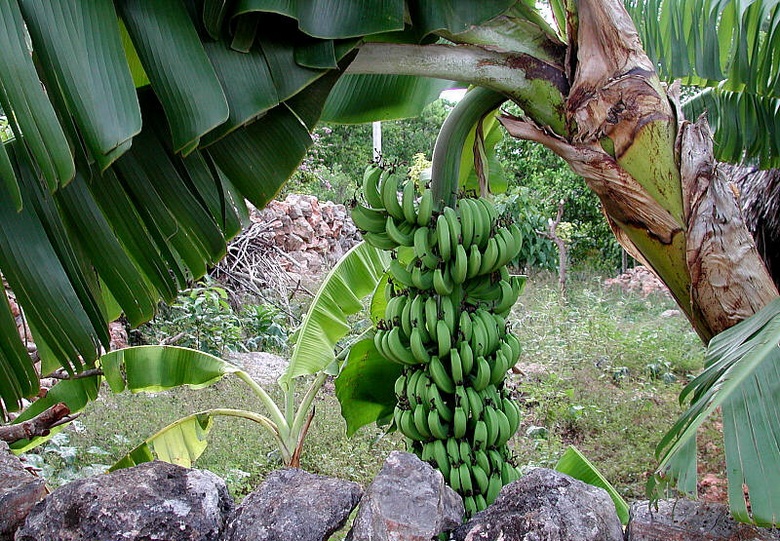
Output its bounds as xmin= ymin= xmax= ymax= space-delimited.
xmin=232 ymin=0 xmax=405 ymax=39
xmin=555 ymin=446 xmax=630 ymax=525
xmin=652 ymin=297 xmax=780 ymax=526
xmin=117 ymin=0 xmax=229 ymax=153
xmin=19 ymin=0 xmax=141 ymax=169
xmin=321 ymin=74 xmax=453 ymax=123
xmin=335 ymin=337 xmax=402 ymax=436
xmin=0 ymin=0 xmax=73 ymax=190
xmin=281 ymin=242 xmax=390 ymax=387
xmin=100 ymin=346 xmax=242 ymax=394
xmin=0 ymin=288 xmax=38 ymax=417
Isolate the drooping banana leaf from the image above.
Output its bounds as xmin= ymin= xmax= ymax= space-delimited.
xmin=0 ymin=287 xmax=38 ymax=418
xmin=280 ymin=241 xmax=390 ymax=389
xmin=651 ymin=297 xmax=780 ymax=526
xmin=18 ymin=0 xmax=141 ymax=170
xmin=334 ymin=337 xmax=402 ymax=436
xmin=0 ymin=0 xmax=74 ymax=191
xmin=555 ymin=445 xmax=630 ymax=525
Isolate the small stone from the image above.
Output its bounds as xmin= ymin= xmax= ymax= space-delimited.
xmin=454 ymin=468 xmax=623 ymax=541
xmin=0 ymin=441 xmax=45 ymax=541
xmin=223 ymin=468 xmax=362 ymax=541
xmin=347 ymin=450 xmax=463 ymax=541
xmin=627 ymin=499 xmax=780 ymax=541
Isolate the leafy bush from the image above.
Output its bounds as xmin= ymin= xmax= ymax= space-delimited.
xmin=137 ymin=280 xmax=288 ymax=356
xmin=493 ymin=188 xmax=558 ymax=271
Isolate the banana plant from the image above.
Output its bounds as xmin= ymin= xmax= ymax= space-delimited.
xmin=10 ymin=241 xmax=389 ymax=469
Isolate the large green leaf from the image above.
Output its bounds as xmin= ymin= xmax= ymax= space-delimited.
xmin=18 ymin=0 xmax=141 ymax=169
xmin=101 ymin=345 xmax=241 ymax=393
xmin=117 ymin=0 xmax=229 ymax=154
xmin=555 ymin=446 xmax=630 ymax=525
xmin=9 ymin=375 xmax=101 ymax=452
xmin=651 ymin=297 xmax=780 ymax=526
xmin=410 ymin=0 xmax=515 ymax=36
xmin=281 ymin=242 xmax=390 ymax=388
xmin=321 ymin=74 xmax=453 ymax=123
xmin=232 ymin=0 xmax=405 ymax=39
xmin=334 ymin=337 xmax=402 ymax=436
xmin=0 ymin=0 xmax=73 ymax=191
xmin=0 ymin=287 xmax=37 ymax=416
xmin=0 ymin=146 xmax=105 ymax=374
xmin=684 ymin=88 xmax=780 ymax=168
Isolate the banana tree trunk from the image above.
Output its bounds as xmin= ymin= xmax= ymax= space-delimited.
xmin=498 ymin=0 xmax=778 ymax=343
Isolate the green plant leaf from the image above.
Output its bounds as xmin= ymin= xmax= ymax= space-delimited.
xmin=110 ymin=412 xmax=214 ymax=470
xmin=0 ymin=141 xmax=20 ymax=212
xmin=651 ymin=297 xmax=780 ymax=526
xmin=409 ymin=0 xmax=515 ymax=36
xmin=231 ymin=0 xmax=405 ymax=39
xmin=555 ymin=445 xmax=630 ymax=525
xmin=9 ymin=375 xmax=101 ymax=452
xmin=0 ymin=0 xmax=73 ymax=191
xmin=321 ymin=74 xmax=453 ymax=123
xmin=334 ymin=337 xmax=402 ymax=436
xmin=207 ymin=105 xmax=313 ymax=210
xmin=281 ymin=242 xmax=390 ymax=388
xmin=117 ymin=0 xmax=229 ymax=154
xmin=100 ymin=345 xmax=242 ymax=394
xmin=19 ymin=0 xmax=141 ymax=169
xmin=0 ymin=287 xmax=38 ymax=416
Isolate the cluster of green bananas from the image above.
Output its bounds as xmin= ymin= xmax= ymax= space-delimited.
xmin=352 ymin=163 xmax=526 ymax=517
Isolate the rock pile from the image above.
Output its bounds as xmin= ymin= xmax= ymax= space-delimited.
xmin=604 ymin=265 xmax=670 ymax=297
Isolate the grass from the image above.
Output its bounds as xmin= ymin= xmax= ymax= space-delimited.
xmin=23 ymin=271 xmax=716 ymax=504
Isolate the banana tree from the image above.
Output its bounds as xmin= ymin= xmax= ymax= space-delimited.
xmin=0 ymin=0 xmax=779 ymax=525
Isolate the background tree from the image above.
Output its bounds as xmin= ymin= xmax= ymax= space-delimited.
xmin=0 ymin=0 xmax=778 ymax=525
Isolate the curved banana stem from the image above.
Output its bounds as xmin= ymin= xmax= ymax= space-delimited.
xmin=430 ymin=87 xmax=507 ymax=208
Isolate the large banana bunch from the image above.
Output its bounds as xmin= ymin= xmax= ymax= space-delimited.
xmin=352 ymin=162 xmax=526 ymax=517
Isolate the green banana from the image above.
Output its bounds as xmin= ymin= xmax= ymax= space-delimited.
xmin=449 ymin=347 xmax=464 ymax=385
xmin=402 ymin=180 xmax=418 ymax=225
xmin=386 ymin=215 xmax=415 ymax=246
xmin=502 ymin=397 xmax=521 ymax=436
xmin=458 ymin=310 xmax=473 ymax=342
xmin=478 ymin=237 xmax=499 ymax=276
xmin=443 ymin=206 xmax=461 ymax=258
xmin=363 ymin=231 xmax=398 ymax=250
xmin=466 ymin=244 xmax=482 ymax=279
xmin=471 ymin=355 xmax=491 ymax=392
xmin=494 ymin=407 xmax=512 ymax=446
xmin=399 ymin=408 xmax=425 ymax=440
xmin=411 ymin=265 xmax=434 ymax=291
xmin=459 ymin=463 xmax=473 ymax=495
xmin=446 ymin=437 xmax=461 ymax=466
xmin=449 ymin=464 xmax=462 ymax=493
xmin=453 ymin=406 xmax=467 ymax=438
xmin=490 ymin=349 xmax=509 ymax=386
xmin=474 ymin=493 xmax=488 ymax=513
xmin=450 ymin=244 xmax=468 ymax=285
xmin=427 ymin=408 xmax=449 ymax=439
xmin=433 ymin=267 xmax=453 ymax=296
xmin=380 ymin=171 xmax=405 ymax=221
xmin=432 ymin=439 xmax=451 ymax=477
xmin=351 ymin=204 xmax=388 ymax=234
xmin=473 ymin=420 xmax=488 ymax=450
xmin=388 ymin=259 xmax=413 ymax=290
xmin=436 ymin=319 xmax=451 ymax=358
xmin=413 ymin=403 xmax=433 ymax=440
xmin=416 ymin=189 xmax=433 ymax=227
xmin=466 ymin=386 xmax=484 ymax=421
xmin=428 ymin=355 xmax=455 ymax=394
xmin=361 ymin=164 xmax=384 ymax=209
xmin=386 ymin=327 xmax=417 ymax=366
xmin=471 ymin=463 xmax=489 ymax=496
xmin=436 ymin=214 xmax=452 ymax=262
xmin=458 ymin=198 xmax=475 ymax=248
xmin=486 ymin=473 xmax=502 ymax=505
xmin=463 ymin=496 xmax=477 ymax=518
xmin=428 ymin=383 xmax=453 ymax=423
xmin=424 ymin=296 xmax=439 ymax=339
xmin=474 ymin=450 xmax=491 ymax=477
xmin=459 ymin=340 xmax=475 ymax=377
xmin=409 ymin=327 xmax=431 ymax=365
xmin=493 ymin=279 xmax=518 ymax=316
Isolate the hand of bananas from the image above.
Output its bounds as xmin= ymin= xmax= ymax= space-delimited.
xmin=352 ymin=162 xmax=526 ymax=517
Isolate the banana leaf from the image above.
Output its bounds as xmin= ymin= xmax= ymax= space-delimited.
xmin=280 ymin=241 xmax=390 ymax=389
xmin=651 ymin=297 xmax=780 ymax=526
xmin=555 ymin=445 xmax=630 ymax=525
xmin=334 ymin=337 xmax=402 ymax=436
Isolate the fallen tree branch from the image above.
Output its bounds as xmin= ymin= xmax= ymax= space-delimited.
xmin=48 ymin=368 xmax=103 ymax=380
xmin=0 ymin=403 xmax=71 ymax=443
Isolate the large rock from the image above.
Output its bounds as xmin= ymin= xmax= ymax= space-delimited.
xmin=0 ymin=441 xmax=45 ymax=541
xmin=15 ymin=461 xmax=232 ymax=541
xmin=347 ymin=450 xmax=463 ymax=541
xmin=627 ymin=499 xmax=780 ymax=540
xmin=222 ymin=468 xmax=362 ymax=541
xmin=454 ymin=468 xmax=624 ymax=541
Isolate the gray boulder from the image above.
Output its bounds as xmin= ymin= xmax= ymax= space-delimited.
xmin=0 ymin=441 xmax=45 ymax=541
xmin=222 ymin=468 xmax=362 ymax=541
xmin=627 ymin=499 xmax=780 ymax=540
xmin=454 ymin=468 xmax=624 ymax=541
xmin=348 ymin=450 xmax=463 ymax=541
xmin=15 ymin=460 xmax=232 ymax=541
